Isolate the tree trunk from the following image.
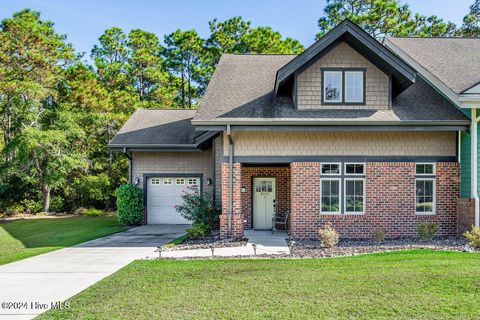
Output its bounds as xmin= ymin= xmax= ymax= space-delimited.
xmin=181 ymin=66 xmax=185 ymax=107
xmin=42 ymin=184 xmax=51 ymax=213
xmin=187 ymin=60 xmax=192 ymax=108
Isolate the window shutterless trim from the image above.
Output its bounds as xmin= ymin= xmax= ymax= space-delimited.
xmin=415 ymin=163 xmax=436 ymax=176
xmin=320 ymin=177 xmax=342 ymax=214
xmin=321 ymin=68 xmax=366 ymax=105
xmin=320 ymin=162 xmax=342 ymax=175
xmin=344 ymin=162 xmax=366 ymax=176
xmin=415 ymin=178 xmax=436 ymax=215
xmin=344 ymin=178 xmax=366 ymax=215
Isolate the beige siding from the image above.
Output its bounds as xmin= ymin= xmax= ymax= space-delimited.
xmin=224 ymin=131 xmax=456 ymax=157
xmin=132 ymin=151 xmax=214 ymax=194
xmin=297 ymin=42 xmax=389 ymax=110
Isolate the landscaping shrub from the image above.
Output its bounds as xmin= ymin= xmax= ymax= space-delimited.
xmin=464 ymin=226 xmax=480 ymax=249
xmin=187 ymin=223 xmax=210 ymax=239
xmin=319 ymin=223 xmax=339 ymax=248
xmin=371 ymin=228 xmax=386 ymax=243
xmin=116 ymin=183 xmax=144 ymax=225
xmin=175 ymin=188 xmax=220 ymax=228
xmin=418 ymin=222 xmax=438 ymax=240
xmin=83 ymin=208 xmax=104 ymax=217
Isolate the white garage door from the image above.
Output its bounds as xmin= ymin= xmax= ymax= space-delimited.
xmin=147 ymin=176 xmax=200 ymax=224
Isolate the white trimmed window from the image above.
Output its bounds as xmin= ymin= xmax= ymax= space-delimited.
xmin=344 ymin=178 xmax=365 ymax=213
xmin=321 ymin=163 xmax=341 ymax=175
xmin=321 ymin=178 xmax=341 ymax=213
xmin=163 ymin=178 xmax=173 ymax=185
xmin=415 ymin=164 xmax=435 ymax=214
xmin=345 ymin=163 xmax=365 ymax=175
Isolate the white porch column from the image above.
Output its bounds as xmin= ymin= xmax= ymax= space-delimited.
xmin=471 ymin=108 xmax=479 ymax=227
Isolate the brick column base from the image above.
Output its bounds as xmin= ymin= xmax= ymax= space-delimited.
xmin=219 ymin=214 xmax=244 ymax=240
xmin=458 ymin=198 xmax=475 ymax=236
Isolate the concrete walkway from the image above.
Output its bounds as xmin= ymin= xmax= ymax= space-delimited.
xmin=162 ymin=230 xmax=290 ymax=258
xmin=0 ymin=225 xmax=188 ymax=319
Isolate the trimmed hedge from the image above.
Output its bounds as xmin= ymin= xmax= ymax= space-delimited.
xmin=116 ymin=183 xmax=143 ymax=225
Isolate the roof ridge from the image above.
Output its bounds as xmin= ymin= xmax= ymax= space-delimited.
xmin=388 ymin=36 xmax=480 ymax=40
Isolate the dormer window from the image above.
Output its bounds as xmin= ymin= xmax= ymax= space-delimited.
xmin=321 ymin=68 xmax=365 ymax=105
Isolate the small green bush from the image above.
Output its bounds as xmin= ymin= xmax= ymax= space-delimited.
xmin=20 ymin=199 xmax=42 ymax=214
xmin=187 ymin=223 xmax=210 ymax=239
xmin=319 ymin=223 xmax=339 ymax=248
xmin=175 ymin=189 xmax=220 ymax=227
xmin=83 ymin=208 xmax=104 ymax=217
xmin=50 ymin=196 xmax=65 ymax=213
xmin=464 ymin=226 xmax=480 ymax=249
xmin=116 ymin=183 xmax=144 ymax=225
xmin=418 ymin=222 xmax=438 ymax=241
xmin=371 ymin=228 xmax=386 ymax=243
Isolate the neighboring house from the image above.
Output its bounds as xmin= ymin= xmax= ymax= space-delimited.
xmin=109 ymin=20 xmax=478 ymax=240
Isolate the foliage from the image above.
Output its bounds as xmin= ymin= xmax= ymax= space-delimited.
xmin=371 ymin=228 xmax=386 ymax=242
xmin=116 ymin=183 xmax=143 ymax=225
xmin=318 ymin=223 xmax=340 ymax=248
xmin=175 ymin=188 xmax=220 ymax=227
xmin=418 ymin=222 xmax=438 ymax=241
xmin=458 ymin=0 xmax=480 ymax=36
xmin=187 ymin=222 xmax=210 ymax=239
xmin=464 ymin=226 xmax=480 ymax=249
xmin=317 ymin=0 xmax=457 ymax=39
xmin=83 ymin=208 xmax=104 ymax=217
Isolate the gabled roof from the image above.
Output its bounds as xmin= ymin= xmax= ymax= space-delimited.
xmin=385 ymin=37 xmax=480 ymax=95
xmin=275 ymin=19 xmax=416 ymax=94
xmin=192 ymin=54 xmax=468 ymax=127
xmin=109 ymin=109 xmax=215 ymax=151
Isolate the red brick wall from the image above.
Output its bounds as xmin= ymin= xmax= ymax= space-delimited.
xmin=290 ymin=162 xmax=459 ymax=239
xmin=220 ymin=163 xmax=244 ymax=239
xmin=458 ymin=198 xmax=474 ymax=236
xmin=241 ymin=166 xmax=291 ymax=229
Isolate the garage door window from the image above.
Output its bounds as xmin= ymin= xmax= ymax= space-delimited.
xmin=188 ymin=178 xmax=199 ymax=185
xmin=151 ymin=178 xmax=161 ymax=185
xmin=176 ymin=178 xmax=185 ymax=185
xmin=163 ymin=178 xmax=173 ymax=185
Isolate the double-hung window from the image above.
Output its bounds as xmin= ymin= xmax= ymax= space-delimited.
xmin=415 ymin=163 xmax=435 ymax=214
xmin=320 ymin=162 xmax=365 ymax=214
xmin=322 ymin=69 xmax=365 ymax=104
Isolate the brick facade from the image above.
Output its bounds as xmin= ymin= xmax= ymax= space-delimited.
xmin=458 ymin=198 xmax=475 ymax=236
xmin=220 ymin=162 xmax=244 ymax=239
xmin=240 ymin=166 xmax=291 ymax=229
xmin=290 ymin=162 xmax=459 ymax=239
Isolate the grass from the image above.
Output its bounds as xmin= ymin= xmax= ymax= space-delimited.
xmin=41 ymin=250 xmax=480 ymax=319
xmin=0 ymin=216 xmax=127 ymax=265
xmin=162 ymin=233 xmax=188 ymax=248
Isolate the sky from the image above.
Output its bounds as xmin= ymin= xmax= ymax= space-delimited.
xmin=0 ymin=0 xmax=473 ymax=58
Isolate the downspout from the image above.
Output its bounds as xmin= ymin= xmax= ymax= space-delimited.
xmin=226 ymin=125 xmax=234 ymax=237
xmin=123 ymin=148 xmax=132 ymax=183
xmin=471 ymin=109 xmax=480 ymax=227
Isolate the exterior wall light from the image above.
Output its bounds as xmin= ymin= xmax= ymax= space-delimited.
xmin=207 ymin=178 xmax=212 ymax=185
xmin=134 ymin=177 xmax=140 ymax=186
xmin=241 ymin=186 xmax=246 ymax=193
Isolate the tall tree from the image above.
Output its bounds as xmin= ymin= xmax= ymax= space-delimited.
xmin=0 ymin=9 xmax=75 ymax=161
xmin=317 ymin=0 xmax=457 ymax=39
xmin=458 ymin=0 xmax=480 ymax=37
xmin=164 ymin=29 xmax=204 ymax=108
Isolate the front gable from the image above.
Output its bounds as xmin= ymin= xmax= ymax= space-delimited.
xmin=296 ymin=42 xmax=390 ymax=110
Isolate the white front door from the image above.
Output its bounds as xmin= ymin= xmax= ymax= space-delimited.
xmin=253 ymin=177 xmax=276 ymax=229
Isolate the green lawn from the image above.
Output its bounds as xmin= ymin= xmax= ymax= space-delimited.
xmin=0 ymin=216 xmax=127 ymax=265
xmin=41 ymin=250 xmax=480 ymax=319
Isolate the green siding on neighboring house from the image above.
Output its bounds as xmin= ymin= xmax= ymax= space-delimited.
xmin=459 ymin=108 xmax=479 ymax=198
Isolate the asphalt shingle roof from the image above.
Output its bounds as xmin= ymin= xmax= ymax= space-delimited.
xmin=193 ymin=54 xmax=469 ymax=124
xmin=109 ymin=109 xmax=206 ymax=146
xmin=387 ymin=37 xmax=480 ymax=94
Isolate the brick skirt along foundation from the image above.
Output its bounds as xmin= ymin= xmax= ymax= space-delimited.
xmin=290 ymin=162 xmax=460 ymax=240
xmin=458 ymin=198 xmax=475 ymax=236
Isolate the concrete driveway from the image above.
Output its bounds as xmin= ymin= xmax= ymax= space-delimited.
xmin=0 ymin=224 xmax=188 ymax=319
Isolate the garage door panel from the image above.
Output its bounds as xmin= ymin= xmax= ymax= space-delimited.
xmin=146 ymin=176 xmax=199 ymax=224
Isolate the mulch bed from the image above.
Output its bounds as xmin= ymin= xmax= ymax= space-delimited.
xmin=162 ymin=232 xmax=248 ymax=251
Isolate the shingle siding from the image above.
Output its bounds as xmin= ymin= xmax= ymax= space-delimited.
xmin=224 ymin=131 xmax=456 ymax=157
xmin=297 ymin=42 xmax=389 ymax=110
xmin=132 ymin=151 xmax=215 ymax=195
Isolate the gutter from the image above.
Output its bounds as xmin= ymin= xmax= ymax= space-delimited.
xmin=226 ymin=124 xmax=234 ymax=237
xmin=123 ymin=148 xmax=132 ymax=183
xmin=191 ymin=120 xmax=470 ymax=126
